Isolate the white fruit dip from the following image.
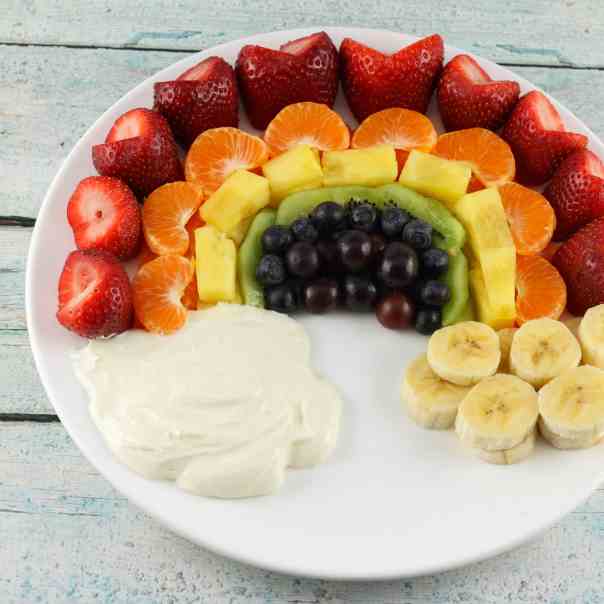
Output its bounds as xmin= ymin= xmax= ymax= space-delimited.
xmin=73 ymin=304 xmax=342 ymax=498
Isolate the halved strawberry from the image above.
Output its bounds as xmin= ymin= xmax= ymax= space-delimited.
xmin=553 ymin=216 xmax=604 ymax=315
xmin=67 ymin=176 xmax=141 ymax=260
xmin=57 ymin=249 xmax=133 ymax=338
xmin=544 ymin=149 xmax=604 ymax=239
xmin=154 ymin=57 xmax=239 ymax=148
xmin=502 ymin=91 xmax=587 ymax=185
xmin=236 ymin=31 xmax=338 ymax=130
xmin=92 ymin=108 xmax=183 ymax=198
xmin=437 ymin=54 xmax=520 ymax=131
xmin=340 ymin=35 xmax=444 ymax=123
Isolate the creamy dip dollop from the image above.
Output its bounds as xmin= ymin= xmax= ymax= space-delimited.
xmin=73 ymin=304 xmax=342 ymax=498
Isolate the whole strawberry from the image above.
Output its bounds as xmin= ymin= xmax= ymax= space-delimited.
xmin=154 ymin=57 xmax=239 ymax=148
xmin=92 ymin=108 xmax=183 ymax=199
xmin=236 ymin=31 xmax=338 ymax=130
xmin=544 ymin=149 xmax=604 ymax=240
xmin=502 ymin=91 xmax=587 ymax=186
xmin=553 ymin=216 xmax=604 ymax=315
xmin=67 ymin=176 xmax=141 ymax=261
xmin=437 ymin=54 xmax=519 ymax=131
xmin=340 ymin=34 xmax=443 ymax=123
xmin=57 ymin=249 xmax=133 ymax=338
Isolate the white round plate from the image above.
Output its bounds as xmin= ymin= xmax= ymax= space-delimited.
xmin=27 ymin=27 xmax=604 ymax=580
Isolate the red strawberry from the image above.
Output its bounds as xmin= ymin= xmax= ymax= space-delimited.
xmin=235 ymin=31 xmax=338 ymax=130
xmin=92 ymin=108 xmax=183 ymax=198
xmin=153 ymin=57 xmax=239 ymax=148
xmin=340 ymin=34 xmax=443 ymax=123
xmin=502 ymin=91 xmax=587 ymax=185
xmin=57 ymin=249 xmax=133 ymax=338
xmin=553 ymin=216 xmax=604 ymax=315
xmin=544 ymin=149 xmax=604 ymax=240
xmin=437 ymin=54 xmax=520 ymax=131
xmin=67 ymin=176 xmax=141 ymax=261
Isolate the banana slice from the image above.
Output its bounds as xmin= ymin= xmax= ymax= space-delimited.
xmin=455 ymin=374 xmax=538 ymax=451
xmin=468 ymin=428 xmax=536 ymax=465
xmin=579 ymin=305 xmax=604 ymax=368
xmin=497 ymin=328 xmax=517 ymax=374
xmin=510 ymin=318 xmax=581 ymax=389
xmin=538 ymin=416 xmax=601 ymax=450
xmin=401 ymin=354 xmax=472 ymax=429
xmin=538 ymin=365 xmax=604 ymax=446
xmin=427 ymin=321 xmax=500 ymax=386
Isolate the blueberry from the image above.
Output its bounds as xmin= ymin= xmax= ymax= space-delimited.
xmin=291 ymin=217 xmax=319 ymax=242
xmin=415 ymin=308 xmax=442 ymax=335
xmin=419 ymin=280 xmax=451 ymax=307
xmin=380 ymin=207 xmax=411 ymax=238
xmin=261 ymin=225 xmax=293 ymax=255
xmin=402 ymin=219 xmax=433 ymax=250
xmin=349 ymin=203 xmax=379 ymax=232
xmin=256 ymin=254 xmax=287 ymax=286
xmin=421 ymin=248 xmax=449 ymax=277
xmin=310 ymin=202 xmax=347 ymax=235
xmin=265 ymin=283 xmax=299 ymax=313
xmin=286 ymin=241 xmax=320 ymax=278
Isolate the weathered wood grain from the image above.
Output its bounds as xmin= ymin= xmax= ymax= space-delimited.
xmin=3 ymin=45 xmax=604 ymax=219
xmin=0 ymin=227 xmax=30 ymax=331
xmin=0 ymin=422 xmax=603 ymax=603
xmin=2 ymin=0 xmax=603 ymax=69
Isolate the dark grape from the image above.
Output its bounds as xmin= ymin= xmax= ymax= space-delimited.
xmin=336 ymin=230 xmax=373 ymax=273
xmin=349 ymin=203 xmax=379 ymax=232
xmin=421 ymin=248 xmax=449 ymax=277
xmin=402 ymin=219 xmax=433 ymax=250
xmin=261 ymin=225 xmax=293 ymax=254
xmin=380 ymin=206 xmax=411 ymax=238
xmin=377 ymin=242 xmax=419 ymax=288
xmin=310 ymin=202 xmax=347 ymax=235
xmin=316 ymin=240 xmax=343 ymax=274
xmin=376 ymin=293 xmax=416 ymax=330
xmin=291 ymin=217 xmax=319 ymax=242
xmin=303 ymin=279 xmax=340 ymax=314
xmin=343 ymin=275 xmax=378 ymax=311
xmin=265 ymin=283 xmax=299 ymax=313
xmin=255 ymin=254 xmax=286 ymax=286
xmin=369 ymin=232 xmax=387 ymax=260
xmin=419 ymin=280 xmax=451 ymax=307
xmin=286 ymin=241 xmax=320 ymax=278
xmin=415 ymin=308 xmax=442 ymax=335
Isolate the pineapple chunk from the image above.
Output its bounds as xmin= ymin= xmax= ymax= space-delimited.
xmin=262 ymin=145 xmax=323 ymax=206
xmin=453 ymin=188 xmax=516 ymax=325
xmin=227 ymin=215 xmax=253 ymax=246
xmin=201 ymin=170 xmax=270 ymax=235
xmin=470 ymin=267 xmax=516 ymax=329
xmin=399 ymin=150 xmax=471 ymax=205
xmin=195 ymin=225 xmax=237 ymax=303
xmin=322 ymin=145 xmax=397 ymax=187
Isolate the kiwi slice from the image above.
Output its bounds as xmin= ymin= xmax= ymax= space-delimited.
xmin=238 ymin=208 xmax=276 ymax=308
xmin=438 ymin=249 xmax=471 ymax=326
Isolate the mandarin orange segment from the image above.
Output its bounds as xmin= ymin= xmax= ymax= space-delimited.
xmin=132 ymin=255 xmax=194 ymax=334
xmin=185 ymin=127 xmax=269 ymax=195
xmin=432 ymin=127 xmax=515 ymax=188
xmin=264 ymin=102 xmax=350 ymax=156
xmin=516 ymin=254 xmax=567 ymax=324
xmin=499 ymin=182 xmax=556 ymax=256
xmin=185 ymin=212 xmax=205 ymax=258
xmin=136 ymin=239 xmax=157 ymax=268
xmin=143 ymin=182 xmax=204 ymax=256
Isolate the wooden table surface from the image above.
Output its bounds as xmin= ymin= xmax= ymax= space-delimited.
xmin=2 ymin=2 xmax=604 ymax=601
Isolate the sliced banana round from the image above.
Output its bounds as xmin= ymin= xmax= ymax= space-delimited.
xmin=455 ymin=374 xmax=538 ymax=451
xmin=497 ymin=328 xmax=517 ymax=374
xmin=510 ymin=318 xmax=581 ymax=389
xmin=578 ymin=304 xmax=604 ymax=369
xmin=538 ymin=416 xmax=601 ymax=450
xmin=468 ymin=428 xmax=536 ymax=465
xmin=427 ymin=321 xmax=500 ymax=386
xmin=401 ymin=354 xmax=472 ymax=430
xmin=538 ymin=365 xmax=604 ymax=445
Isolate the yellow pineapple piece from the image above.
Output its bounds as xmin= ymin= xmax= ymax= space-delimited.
xmin=262 ymin=145 xmax=323 ymax=206
xmin=227 ymin=215 xmax=253 ymax=246
xmin=470 ymin=267 xmax=516 ymax=330
xmin=200 ymin=170 xmax=270 ymax=235
xmin=195 ymin=225 xmax=237 ymax=303
xmin=322 ymin=145 xmax=397 ymax=187
xmin=399 ymin=150 xmax=471 ymax=205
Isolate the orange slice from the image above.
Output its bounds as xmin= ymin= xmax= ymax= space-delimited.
xmin=499 ymin=182 xmax=556 ymax=256
xmin=185 ymin=212 xmax=205 ymax=258
xmin=352 ymin=108 xmax=437 ymax=171
xmin=516 ymin=255 xmax=567 ymax=324
xmin=185 ymin=127 xmax=269 ymax=195
xmin=143 ymin=182 xmax=204 ymax=256
xmin=432 ymin=127 xmax=515 ymax=188
xmin=264 ymin=102 xmax=350 ymax=156
xmin=136 ymin=239 xmax=157 ymax=268
xmin=132 ymin=255 xmax=194 ymax=334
